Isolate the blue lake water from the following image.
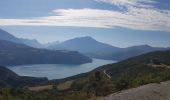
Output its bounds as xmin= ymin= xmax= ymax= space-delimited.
xmin=8 ymin=59 xmax=116 ymax=80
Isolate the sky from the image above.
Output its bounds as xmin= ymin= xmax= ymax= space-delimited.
xmin=0 ymin=0 xmax=170 ymax=47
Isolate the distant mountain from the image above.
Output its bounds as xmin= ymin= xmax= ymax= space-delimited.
xmin=0 ymin=40 xmax=92 ymax=66
xmin=1 ymin=28 xmax=169 ymax=61
xmin=0 ymin=66 xmax=48 ymax=87
xmin=91 ymin=45 xmax=170 ymax=61
xmin=0 ymin=28 xmax=22 ymax=44
xmin=48 ymin=36 xmax=122 ymax=58
xmin=0 ymin=28 xmax=44 ymax=48
xmin=47 ymin=36 xmax=170 ymax=61
xmin=44 ymin=41 xmax=60 ymax=48
xmin=20 ymin=38 xmax=44 ymax=48
xmin=48 ymin=36 xmax=121 ymax=53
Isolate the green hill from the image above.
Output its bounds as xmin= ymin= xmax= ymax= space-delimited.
xmin=101 ymin=51 xmax=170 ymax=90
xmin=0 ymin=66 xmax=48 ymax=87
xmin=55 ymin=50 xmax=170 ymax=99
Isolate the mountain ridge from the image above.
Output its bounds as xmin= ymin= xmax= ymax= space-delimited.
xmin=20 ymin=38 xmax=44 ymax=48
xmin=1 ymin=28 xmax=170 ymax=61
xmin=48 ymin=36 xmax=121 ymax=53
xmin=47 ymin=36 xmax=170 ymax=61
xmin=0 ymin=29 xmax=22 ymax=44
xmin=0 ymin=40 xmax=92 ymax=66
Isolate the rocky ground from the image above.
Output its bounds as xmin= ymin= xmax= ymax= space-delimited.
xmin=99 ymin=81 xmax=170 ymax=100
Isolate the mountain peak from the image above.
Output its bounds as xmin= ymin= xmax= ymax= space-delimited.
xmin=81 ymin=36 xmax=94 ymax=39
xmin=74 ymin=36 xmax=96 ymax=41
xmin=48 ymin=36 xmax=120 ymax=54
xmin=139 ymin=45 xmax=151 ymax=47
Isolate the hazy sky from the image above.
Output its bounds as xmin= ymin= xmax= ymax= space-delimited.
xmin=0 ymin=0 xmax=170 ymax=47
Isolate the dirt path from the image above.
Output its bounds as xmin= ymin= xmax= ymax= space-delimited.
xmin=103 ymin=70 xmax=111 ymax=79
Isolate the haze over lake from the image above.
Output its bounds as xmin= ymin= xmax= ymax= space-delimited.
xmin=8 ymin=58 xmax=116 ymax=80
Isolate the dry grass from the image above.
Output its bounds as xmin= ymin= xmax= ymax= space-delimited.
xmin=28 ymin=80 xmax=74 ymax=91
xmin=148 ymin=63 xmax=170 ymax=69
xmin=28 ymin=85 xmax=53 ymax=91
xmin=57 ymin=80 xmax=74 ymax=91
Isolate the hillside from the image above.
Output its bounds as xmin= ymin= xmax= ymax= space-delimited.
xmin=105 ymin=50 xmax=170 ymax=79
xmin=55 ymin=50 xmax=170 ymax=99
xmin=0 ymin=66 xmax=48 ymax=87
xmin=0 ymin=40 xmax=92 ymax=66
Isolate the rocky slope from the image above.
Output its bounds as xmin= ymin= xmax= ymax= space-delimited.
xmin=100 ymin=81 xmax=170 ymax=100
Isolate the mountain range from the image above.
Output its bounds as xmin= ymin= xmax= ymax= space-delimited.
xmin=48 ymin=36 xmax=121 ymax=53
xmin=47 ymin=36 xmax=170 ymax=61
xmin=1 ymin=28 xmax=170 ymax=62
xmin=0 ymin=28 xmax=92 ymax=65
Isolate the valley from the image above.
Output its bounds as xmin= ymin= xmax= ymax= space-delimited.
xmin=0 ymin=28 xmax=170 ymax=100
xmin=1 ymin=0 xmax=170 ymax=99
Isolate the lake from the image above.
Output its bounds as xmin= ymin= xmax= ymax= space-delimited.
xmin=8 ymin=58 xmax=116 ymax=80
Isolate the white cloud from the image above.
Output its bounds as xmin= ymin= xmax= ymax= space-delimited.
xmin=95 ymin=0 xmax=156 ymax=8
xmin=0 ymin=0 xmax=170 ymax=32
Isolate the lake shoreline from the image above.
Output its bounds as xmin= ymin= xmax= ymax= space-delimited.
xmin=8 ymin=58 xmax=116 ymax=80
